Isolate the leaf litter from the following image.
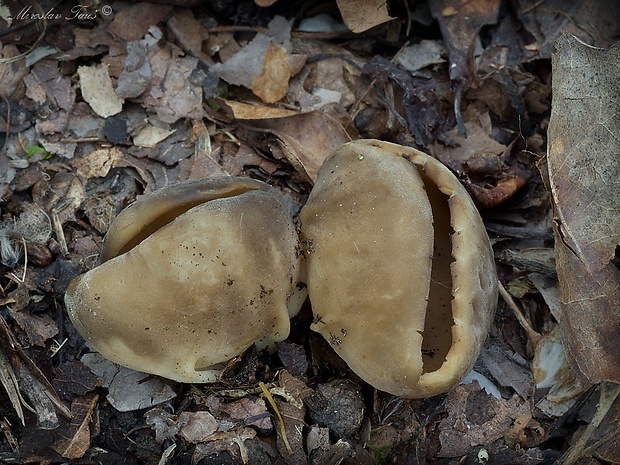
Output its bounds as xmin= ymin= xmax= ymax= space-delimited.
xmin=0 ymin=0 xmax=619 ymax=464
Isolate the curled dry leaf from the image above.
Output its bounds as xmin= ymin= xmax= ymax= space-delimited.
xmin=222 ymin=100 xmax=298 ymax=120
xmin=546 ymin=34 xmax=620 ymax=385
xmin=244 ymin=111 xmax=352 ymax=182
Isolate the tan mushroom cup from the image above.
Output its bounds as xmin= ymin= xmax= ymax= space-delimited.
xmin=65 ymin=177 xmax=306 ymax=383
xmin=300 ymin=140 xmax=498 ymax=398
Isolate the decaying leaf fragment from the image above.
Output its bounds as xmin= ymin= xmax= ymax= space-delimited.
xmin=335 ymin=0 xmax=394 ymax=33
xmin=210 ymin=16 xmax=293 ymax=104
xmin=0 ymin=315 xmax=71 ymax=429
xmin=546 ymin=34 xmax=620 ymax=385
xmin=51 ymin=393 xmax=99 ymax=460
xmin=77 ymin=64 xmax=123 ymax=118
xmin=428 ymin=0 xmax=501 ymax=86
xmin=247 ymin=111 xmax=352 ymax=183
xmin=251 ymin=42 xmax=291 ymax=104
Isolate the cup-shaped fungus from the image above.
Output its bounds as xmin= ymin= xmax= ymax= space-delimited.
xmin=300 ymin=140 xmax=497 ymax=398
xmin=65 ymin=177 xmax=306 ymax=383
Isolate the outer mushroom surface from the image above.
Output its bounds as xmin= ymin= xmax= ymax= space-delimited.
xmin=65 ymin=177 xmax=305 ymax=383
xmin=300 ymin=139 xmax=497 ymax=398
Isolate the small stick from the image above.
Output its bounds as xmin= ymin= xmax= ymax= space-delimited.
xmin=259 ymin=381 xmax=293 ymax=454
xmin=498 ymin=280 xmax=542 ymax=347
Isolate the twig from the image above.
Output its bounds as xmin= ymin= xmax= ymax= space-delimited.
xmin=157 ymin=443 xmax=177 ymax=465
xmin=498 ymin=280 xmax=542 ymax=347
xmin=259 ymin=381 xmax=293 ymax=454
xmin=51 ymin=210 xmax=68 ymax=256
xmin=453 ymin=83 xmax=467 ymax=136
xmin=521 ymin=0 xmax=546 ymax=14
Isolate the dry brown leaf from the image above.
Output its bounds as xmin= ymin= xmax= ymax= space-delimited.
xmin=24 ymin=60 xmax=75 ymax=111
xmin=133 ymin=125 xmax=175 ymax=148
xmin=179 ymin=411 xmax=219 ymax=443
xmin=210 ymin=16 xmax=292 ymax=101
xmin=251 ymin=42 xmax=291 ymax=104
xmin=546 ymin=34 xmax=620 ymax=385
xmin=166 ymin=8 xmax=213 ymax=67
xmin=504 ymin=412 xmax=547 ymax=449
xmin=150 ymin=54 xmax=204 ymax=124
xmin=51 ymin=393 xmax=98 ymax=459
xmin=0 ymin=315 xmax=71 ymax=429
xmin=115 ymin=41 xmax=152 ymax=99
xmin=73 ymin=147 xmax=123 ymax=179
xmin=9 ymin=310 xmax=58 ymax=348
xmin=245 ymin=111 xmax=351 ymax=182
xmin=0 ymin=44 xmax=30 ymax=98
xmin=557 ymin=383 xmax=620 ymax=465
xmin=437 ymin=382 xmax=530 ymax=457
xmin=177 ymin=120 xmax=230 ymax=180
xmin=396 ymin=40 xmax=447 ymax=72
xmin=274 ymin=397 xmax=306 ymax=464
xmin=222 ymin=99 xmax=298 ymax=119
xmin=52 ymin=360 xmax=103 ymax=398
xmin=105 ymin=367 xmax=177 ymax=412
xmin=218 ymin=397 xmax=272 ymax=430
xmin=335 ymin=0 xmax=394 ymax=33
xmin=77 ymin=64 xmax=123 ymax=118
xmin=428 ymin=0 xmax=501 ymax=86
xmin=106 ymin=3 xmax=174 ymax=42
xmin=0 ymin=346 xmax=25 ymax=426
xmin=192 ymin=428 xmax=257 ymax=464
xmin=479 ymin=343 xmax=534 ymax=400
xmin=294 ymin=54 xmax=359 ymax=110
xmin=221 ymin=143 xmax=280 ymax=176
xmin=518 ymin=1 xmax=620 ymax=59
xmin=431 ymin=119 xmax=507 ymax=165
xmin=32 ymin=172 xmax=85 ymax=226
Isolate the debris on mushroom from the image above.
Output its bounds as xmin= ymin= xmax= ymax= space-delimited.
xmin=65 ymin=177 xmax=306 ymax=383
xmin=300 ymin=139 xmax=498 ymax=398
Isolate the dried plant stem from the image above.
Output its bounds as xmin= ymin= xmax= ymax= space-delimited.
xmin=51 ymin=210 xmax=68 ymax=256
xmin=259 ymin=381 xmax=293 ymax=455
xmin=157 ymin=443 xmax=176 ymax=465
xmin=498 ymin=280 xmax=542 ymax=347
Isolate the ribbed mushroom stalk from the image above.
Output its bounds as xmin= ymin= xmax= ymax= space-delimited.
xmin=300 ymin=140 xmax=497 ymax=398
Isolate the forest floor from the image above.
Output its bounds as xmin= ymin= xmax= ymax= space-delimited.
xmin=0 ymin=0 xmax=619 ymax=464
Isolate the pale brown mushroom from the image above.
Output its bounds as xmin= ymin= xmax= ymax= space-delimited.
xmin=300 ymin=140 xmax=497 ymax=398
xmin=65 ymin=177 xmax=306 ymax=383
